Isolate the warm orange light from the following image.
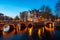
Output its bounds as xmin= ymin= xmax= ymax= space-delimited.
xmin=49 ymin=24 xmax=51 ymax=28
xmin=33 ymin=19 xmax=39 ymax=23
xmin=45 ymin=26 xmax=54 ymax=31
xmin=3 ymin=29 xmax=15 ymax=37
xmin=45 ymin=23 xmax=55 ymax=32
xmin=15 ymin=26 xmax=19 ymax=32
xmin=42 ymin=27 xmax=44 ymax=33
xmin=28 ymin=18 xmax=33 ymax=21
xmin=52 ymin=23 xmax=54 ymax=30
xmin=28 ymin=27 xmax=33 ymax=36
xmin=2 ymin=24 xmax=15 ymax=37
xmin=38 ymin=29 xmax=41 ymax=37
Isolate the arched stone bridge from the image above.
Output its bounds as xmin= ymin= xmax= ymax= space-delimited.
xmin=0 ymin=20 xmax=57 ymax=37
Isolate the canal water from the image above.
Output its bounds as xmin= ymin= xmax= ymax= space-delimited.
xmin=0 ymin=27 xmax=60 ymax=40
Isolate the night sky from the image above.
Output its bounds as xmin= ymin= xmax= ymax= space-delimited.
xmin=0 ymin=0 xmax=58 ymax=18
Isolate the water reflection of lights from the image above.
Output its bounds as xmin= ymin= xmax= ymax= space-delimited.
xmin=37 ymin=27 xmax=44 ymax=37
xmin=28 ymin=27 xmax=33 ymax=36
xmin=1 ymin=22 xmax=55 ymax=37
xmin=42 ymin=27 xmax=44 ymax=33
xmin=45 ymin=23 xmax=54 ymax=31
xmin=38 ymin=29 xmax=41 ymax=37
xmin=45 ymin=23 xmax=55 ymax=37
xmin=3 ymin=29 xmax=15 ymax=37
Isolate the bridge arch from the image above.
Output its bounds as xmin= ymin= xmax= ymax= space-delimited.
xmin=45 ymin=22 xmax=54 ymax=31
xmin=28 ymin=22 xmax=33 ymax=28
xmin=27 ymin=22 xmax=33 ymax=36
xmin=2 ymin=24 xmax=15 ymax=37
xmin=17 ymin=22 xmax=27 ymax=34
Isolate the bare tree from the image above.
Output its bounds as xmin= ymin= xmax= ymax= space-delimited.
xmin=55 ymin=0 xmax=60 ymax=18
xmin=14 ymin=15 xmax=19 ymax=20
